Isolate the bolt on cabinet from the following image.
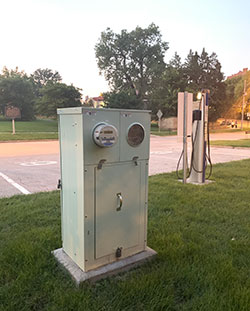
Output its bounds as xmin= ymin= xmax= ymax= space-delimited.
xmin=57 ymin=107 xmax=151 ymax=272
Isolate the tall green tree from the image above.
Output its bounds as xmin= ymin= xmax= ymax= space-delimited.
xmin=95 ymin=23 xmax=168 ymax=108
xmin=0 ymin=68 xmax=35 ymax=120
xmin=223 ymin=76 xmax=242 ymax=118
xmin=31 ymin=68 xmax=63 ymax=112
xmin=1 ymin=66 xmax=27 ymax=79
xmin=31 ymin=68 xmax=62 ymax=88
xmin=103 ymin=91 xmax=143 ymax=110
xmin=36 ymin=83 xmax=82 ymax=117
xmin=183 ymin=48 xmax=225 ymax=121
xmin=223 ymin=72 xmax=250 ymax=119
xmin=183 ymin=50 xmax=201 ymax=93
xmin=151 ymin=52 xmax=186 ymax=117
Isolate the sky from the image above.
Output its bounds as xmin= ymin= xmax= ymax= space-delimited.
xmin=1 ymin=0 xmax=250 ymax=97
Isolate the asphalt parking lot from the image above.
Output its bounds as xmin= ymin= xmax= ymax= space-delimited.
xmin=0 ymin=133 xmax=250 ymax=198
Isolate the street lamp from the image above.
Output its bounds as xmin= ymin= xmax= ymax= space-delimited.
xmin=197 ymin=92 xmax=202 ymax=100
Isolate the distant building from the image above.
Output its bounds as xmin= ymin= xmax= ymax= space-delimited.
xmin=92 ymin=96 xmax=105 ymax=108
xmin=84 ymin=95 xmax=105 ymax=108
xmin=227 ymin=68 xmax=248 ymax=80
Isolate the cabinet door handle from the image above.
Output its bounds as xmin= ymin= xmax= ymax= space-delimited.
xmin=116 ymin=193 xmax=123 ymax=211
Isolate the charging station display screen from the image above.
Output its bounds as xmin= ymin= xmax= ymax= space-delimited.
xmin=127 ymin=123 xmax=145 ymax=147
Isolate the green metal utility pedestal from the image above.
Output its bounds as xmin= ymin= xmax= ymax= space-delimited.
xmin=54 ymin=107 xmax=156 ymax=282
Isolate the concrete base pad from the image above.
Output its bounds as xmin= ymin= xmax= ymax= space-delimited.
xmin=178 ymin=179 xmax=214 ymax=185
xmin=52 ymin=247 xmax=157 ymax=285
xmin=186 ymin=179 xmax=214 ymax=185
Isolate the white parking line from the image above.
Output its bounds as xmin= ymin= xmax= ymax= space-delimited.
xmin=0 ymin=172 xmax=30 ymax=195
xmin=20 ymin=161 xmax=57 ymax=167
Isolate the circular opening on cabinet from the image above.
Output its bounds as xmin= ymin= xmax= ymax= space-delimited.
xmin=127 ymin=123 xmax=145 ymax=147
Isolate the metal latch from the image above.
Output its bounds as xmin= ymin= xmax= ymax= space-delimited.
xmin=115 ymin=247 xmax=122 ymax=258
xmin=116 ymin=193 xmax=123 ymax=211
xmin=97 ymin=159 xmax=106 ymax=169
xmin=57 ymin=179 xmax=62 ymax=189
xmin=132 ymin=156 xmax=139 ymax=166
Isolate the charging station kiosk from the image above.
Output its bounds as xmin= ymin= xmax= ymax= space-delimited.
xmin=177 ymin=90 xmax=212 ymax=184
xmin=188 ymin=91 xmax=210 ymax=183
xmin=53 ymin=107 xmax=156 ymax=282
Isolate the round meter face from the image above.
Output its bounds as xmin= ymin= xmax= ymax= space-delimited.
xmin=93 ymin=123 xmax=118 ymax=148
xmin=127 ymin=123 xmax=145 ymax=147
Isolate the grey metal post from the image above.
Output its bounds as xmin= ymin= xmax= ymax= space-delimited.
xmin=241 ymin=80 xmax=246 ymax=130
xmin=12 ymin=119 xmax=15 ymax=135
xmin=183 ymin=92 xmax=188 ymax=183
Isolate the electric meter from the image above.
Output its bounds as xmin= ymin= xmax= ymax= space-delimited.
xmin=127 ymin=123 xmax=145 ymax=147
xmin=93 ymin=123 xmax=118 ymax=147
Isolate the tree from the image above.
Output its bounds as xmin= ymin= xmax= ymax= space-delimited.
xmin=151 ymin=52 xmax=186 ymax=117
xmin=182 ymin=50 xmax=199 ymax=93
xmin=1 ymin=66 xmax=27 ymax=79
xmin=31 ymin=68 xmax=62 ymax=88
xmin=103 ymin=91 xmax=143 ymax=110
xmin=31 ymin=68 xmax=63 ymax=111
xmin=183 ymin=48 xmax=225 ymax=121
xmin=223 ymin=72 xmax=250 ymax=119
xmin=0 ymin=74 xmax=35 ymax=120
xmin=95 ymin=23 xmax=168 ymax=104
xmin=36 ymin=83 xmax=82 ymax=117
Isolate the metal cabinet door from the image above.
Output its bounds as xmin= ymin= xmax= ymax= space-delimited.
xmin=95 ymin=162 xmax=141 ymax=259
xmin=82 ymin=109 xmax=120 ymax=165
xmin=119 ymin=111 xmax=150 ymax=162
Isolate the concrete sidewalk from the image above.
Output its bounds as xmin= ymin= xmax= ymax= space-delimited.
xmin=209 ymin=131 xmax=250 ymax=141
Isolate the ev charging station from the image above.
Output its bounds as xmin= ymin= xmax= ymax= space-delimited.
xmin=188 ymin=90 xmax=211 ymax=183
xmin=177 ymin=90 xmax=212 ymax=184
xmin=53 ymin=107 xmax=156 ymax=283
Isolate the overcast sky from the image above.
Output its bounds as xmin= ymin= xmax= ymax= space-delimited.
xmin=1 ymin=0 xmax=249 ymax=97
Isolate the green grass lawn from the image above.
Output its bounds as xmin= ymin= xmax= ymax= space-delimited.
xmin=0 ymin=120 xmax=247 ymax=141
xmin=150 ymin=127 xmax=247 ymax=137
xmin=211 ymin=139 xmax=250 ymax=148
xmin=209 ymin=128 xmax=243 ymax=133
xmin=1 ymin=160 xmax=250 ymax=310
xmin=0 ymin=119 xmax=58 ymax=141
xmin=151 ymin=127 xmax=177 ymax=136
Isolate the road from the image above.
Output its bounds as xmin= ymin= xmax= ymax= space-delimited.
xmin=150 ymin=132 xmax=250 ymax=175
xmin=0 ymin=132 xmax=250 ymax=198
xmin=0 ymin=141 xmax=60 ymax=197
